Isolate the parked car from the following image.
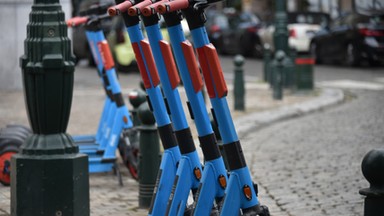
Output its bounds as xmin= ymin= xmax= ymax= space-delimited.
xmin=205 ymin=8 xmax=264 ymax=58
xmin=310 ymin=12 xmax=384 ymax=66
xmin=258 ymin=12 xmax=330 ymax=53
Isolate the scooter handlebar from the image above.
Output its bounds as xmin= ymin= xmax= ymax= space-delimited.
xmin=141 ymin=0 xmax=168 ymax=16
xmin=157 ymin=0 xmax=189 ymax=14
xmin=66 ymin=16 xmax=89 ymax=27
xmin=128 ymin=0 xmax=152 ymax=16
xmin=108 ymin=1 xmax=134 ymax=16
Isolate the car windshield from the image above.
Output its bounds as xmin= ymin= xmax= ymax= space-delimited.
xmin=355 ymin=0 xmax=384 ymax=15
xmin=288 ymin=13 xmax=330 ymax=26
xmin=226 ymin=12 xmax=260 ymax=29
xmin=369 ymin=14 xmax=384 ymax=24
xmin=342 ymin=13 xmax=384 ymax=25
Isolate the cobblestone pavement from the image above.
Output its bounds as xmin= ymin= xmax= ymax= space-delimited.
xmin=0 ymin=73 xmax=316 ymax=215
xmin=241 ymin=89 xmax=384 ymax=216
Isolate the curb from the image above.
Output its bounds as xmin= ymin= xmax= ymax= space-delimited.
xmin=235 ymin=88 xmax=345 ymax=139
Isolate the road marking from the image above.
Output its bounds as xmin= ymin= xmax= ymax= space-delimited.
xmin=317 ymin=80 xmax=384 ymax=91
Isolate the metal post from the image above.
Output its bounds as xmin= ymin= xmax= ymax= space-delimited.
xmin=137 ymin=102 xmax=161 ymax=208
xmin=273 ymin=0 xmax=289 ymax=53
xmin=263 ymin=44 xmax=272 ymax=83
xmin=273 ymin=50 xmax=286 ymax=100
xmin=273 ymin=0 xmax=295 ymax=89
xmin=359 ymin=149 xmax=384 ymax=216
xmin=283 ymin=49 xmax=296 ymax=89
xmin=11 ymin=0 xmax=90 ymax=215
xmin=234 ymin=55 xmax=245 ymax=111
xmin=128 ymin=88 xmax=148 ymax=126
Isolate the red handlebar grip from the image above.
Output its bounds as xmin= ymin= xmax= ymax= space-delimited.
xmin=141 ymin=6 xmax=154 ymax=16
xmin=157 ymin=0 xmax=189 ymax=14
xmin=128 ymin=0 xmax=152 ymax=16
xmin=66 ymin=16 xmax=88 ymax=27
xmin=142 ymin=0 xmax=168 ymax=16
xmin=107 ymin=1 xmax=133 ymax=16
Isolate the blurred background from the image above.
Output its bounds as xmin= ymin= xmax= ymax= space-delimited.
xmin=0 ymin=0 xmax=383 ymax=90
xmin=68 ymin=0 xmax=383 ymax=72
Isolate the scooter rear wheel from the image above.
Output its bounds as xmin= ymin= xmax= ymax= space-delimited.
xmin=0 ymin=150 xmax=17 ymax=186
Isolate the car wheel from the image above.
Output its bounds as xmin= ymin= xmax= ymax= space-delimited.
xmin=310 ymin=42 xmax=321 ymax=64
xmin=345 ymin=43 xmax=359 ymax=66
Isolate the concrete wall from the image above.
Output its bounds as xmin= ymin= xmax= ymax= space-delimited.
xmin=0 ymin=0 xmax=71 ymax=90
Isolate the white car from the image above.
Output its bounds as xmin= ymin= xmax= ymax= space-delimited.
xmin=258 ymin=12 xmax=330 ymax=53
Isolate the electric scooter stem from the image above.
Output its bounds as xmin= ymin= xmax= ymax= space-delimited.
xmin=67 ymin=16 xmax=114 ymax=147
xmin=157 ymin=1 xmax=269 ymax=215
xmin=142 ymin=3 xmax=228 ymax=215
xmin=130 ymin=1 xmax=209 ymax=215
xmin=67 ymin=14 xmax=134 ymax=172
xmin=109 ymin=2 xmax=184 ymax=215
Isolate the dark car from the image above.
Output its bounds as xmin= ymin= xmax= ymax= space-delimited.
xmin=310 ymin=12 xmax=384 ymax=66
xmin=206 ymin=8 xmax=264 ymax=58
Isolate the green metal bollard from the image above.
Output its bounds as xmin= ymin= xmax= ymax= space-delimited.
xmin=359 ymin=149 xmax=384 ymax=216
xmin=273 ymin=0 xmax=289 ymax=53
xmin=11 ymin=0 xmax=90 ymax=215
xmin=263 ymin=43 xmax=272 ymax=83
xmin=295 ymin=54 xmax=315 ymax=91
xmin=233 ymin=55 xmax=245 ymax=111
xmin=137 ymin=102 xmax=161 ymax=208
xmin=272 ymin=50 xmax=286 ymax=100
xmin=128 ymin=88 xmax=148 ymax=126
xmin=273 ymin=0 xmax=292 ymax=89
xmin=282 ymin=54 xmax=296 ymax=89
xmin=281 ymin=48 xmax=297 ymax=89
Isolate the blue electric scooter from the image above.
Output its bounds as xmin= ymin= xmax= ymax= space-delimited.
xmin=67 ymin=12 xmax=135 ymax=177
xmin=109 ymin=2 xmax=183 ymax=215
xmin=158 ymin=0 xmax=270 ymax=215
xmin=140 ymin=2 xmax=229 ymax=215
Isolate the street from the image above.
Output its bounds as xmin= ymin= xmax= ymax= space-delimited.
xmin=243 ymin=88 xmax=383 ymax=215
xmin=229 ymin=57 xmax=384 ymax=215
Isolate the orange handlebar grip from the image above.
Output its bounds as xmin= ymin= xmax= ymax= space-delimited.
xmin=157 ymin=0 xmax=189 ymax=14
xmin=142 ymin=0 xmax=168 ymax=16
xmin=128 ymin=0 xmax=152 ymax=16
xmin=107 ymin=1 xmax=133 ymax=16
xmin=66 ymin=16 xmax=88 ymax=27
